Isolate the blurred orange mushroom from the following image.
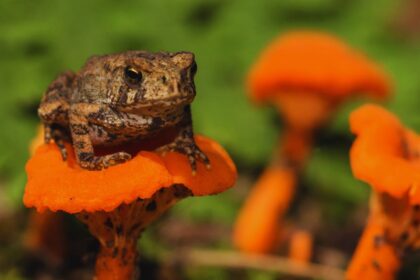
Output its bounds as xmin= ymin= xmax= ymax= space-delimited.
xmin=24 ymin=135 xmax=236 ymax=280
xmin=288 ymin=229 xmax=314 ymax=263
xmin=233 ymin=31 xmax=391 ymax=257
xmin=347 ymin=104 xmax=420 ymax=280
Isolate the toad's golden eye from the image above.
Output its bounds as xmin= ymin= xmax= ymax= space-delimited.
xmin=124 ymin=66 xmax=142 ymax=86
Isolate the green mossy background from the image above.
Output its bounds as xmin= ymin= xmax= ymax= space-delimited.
xmin=0 ymin=0 xmax=420 ymax=279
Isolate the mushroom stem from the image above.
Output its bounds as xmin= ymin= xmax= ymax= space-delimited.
xmin=346 ymin=193 xmax=404 ymax=280
xmin=233 ymin=124 xmax=314 ymax=254
xmin=76 ymin=184 xmax=192 ymax=280
xmin=233 ymin=165 xmax=296 ymax=253
xmin=95 ymin=240 xmax=138 ymax=280
xmin=278 ymin=128 xmax=313 ymax=168
xmin=346 ymin=220 xmax=400 ymax=280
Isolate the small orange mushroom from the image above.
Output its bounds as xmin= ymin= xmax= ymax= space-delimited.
xmin=233 ymin=31 xmax=391 ymax=256
xmin=24 ymin=135 xmax=236 ymax=280
xmin=288 ymin=229 xmax=314 ymax=263
xmin=347 ymin=104 xmax=420 ymax=280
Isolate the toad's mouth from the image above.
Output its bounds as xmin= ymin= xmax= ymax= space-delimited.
xmin=116 ymin=95 xmax=195 ymax=113
xmin=94 ymin=126 xmax=181 ymax=156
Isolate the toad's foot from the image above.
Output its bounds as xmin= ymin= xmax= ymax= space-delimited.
xmin=44 ymin=125 xmax=68 ymax=160
xmin=78 ymin=152 xmax=132 ymax=171
xmin=157 ymin=141 xmax=210 ymax=175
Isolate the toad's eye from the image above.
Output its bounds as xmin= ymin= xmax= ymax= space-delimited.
xmin=124 ymin=66 xmax=142 ymax=86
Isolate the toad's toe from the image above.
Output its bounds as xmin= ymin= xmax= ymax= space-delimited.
xmin=103 ymin=152 xmax=132 ymax=168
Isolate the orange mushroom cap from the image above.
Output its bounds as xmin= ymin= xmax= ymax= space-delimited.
xmin=248 ymin=31 xmax=391 ymax=103
xmin=349 ymin=104 xmax=420 ymax=204
xmin=24 ymin=135 xmax=237 ymax=214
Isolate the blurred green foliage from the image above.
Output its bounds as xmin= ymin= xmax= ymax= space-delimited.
xmin=1 ymin=0 xmax=420 ymax=277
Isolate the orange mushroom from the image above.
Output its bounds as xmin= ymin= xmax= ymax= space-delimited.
xmin=24 ymin=135 xmax=236 ymax=280
xmin=248 ymin=31 xmax=391 ymax=163
xmin=347 ymin=104 xmax=420 ymax=279
xmin=233 ymin=31 xmax=391 ymax=256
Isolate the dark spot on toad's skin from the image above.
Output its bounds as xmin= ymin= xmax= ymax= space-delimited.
xmin=47 ymin=83 xmax=64 ymax=94
xmin=104 ymin=218 xmax=113 ymax=229
xmin=103 ymin=62 xmax=111 ymax=73
xmin=78 ymin=152 xmax=94 ymax=162
xmin=88 ymin=108 xmax=105 ymax=120
xmin=108 ymin=133 xmax=117 ymax=141
xmin=96 ymin=127 xmax=105 ymax=138
xmin=146 ymin=200 xmax=157 ymax=211
xmin=118 ymin=89 xmax=128 ymax=105
xmin=74 ymin=141 xmax=85 ymax=150
xmin=70 ymin=124 xmax=89 ymax=135
xmin=414 ymin=205 xmax=420 ymax=211
xmin=150 ymin=117 xmax=164 ymax=131
xmin=38 ymin=51 xmax=209 ymax=171
xmin=136 ymin=52 xmax=156 ymax=60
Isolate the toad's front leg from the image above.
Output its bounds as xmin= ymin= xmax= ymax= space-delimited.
xmin=157 ymin=106 xmax=210 ymax=174
xmin=38 ymin=71 xmax=76 ymax=160
xmin=69 ymin=104 xmax=131 ymax=170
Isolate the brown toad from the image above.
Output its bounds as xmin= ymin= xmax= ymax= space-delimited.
xmin=38 ymin=51 xmax=210 ymax=172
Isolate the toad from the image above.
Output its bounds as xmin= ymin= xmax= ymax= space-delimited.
xmin=38 ymin=51 xmax=209 ymax=171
